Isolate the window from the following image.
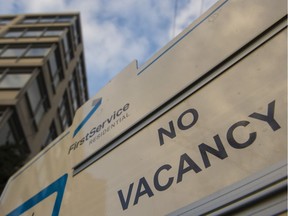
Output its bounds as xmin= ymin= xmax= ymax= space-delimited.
xmin=23 ymin=30 xmax=43 ymax=37
xmin=2 ymin=28 xmax=65 ymax=38
xmin=0 ymin=18 xmax=13 ymax=25
xmin=39 ymin=17 xmax=56 ymax=23
xmin=0 ymin=111 xmax=29 ymax=154
xmin=77 ymin=61 xmax=87 ymax=104
xmin=58 ymin=92 xmax=71 ymax=131
xmin=27 ymin=78 xmax=47 ymax=127
xmin=0 ymin=68 xmax=32 ymax=89
xmin=0 ymin=45 xmax=51 ymax=58
xmin=1 ymin=48 xmax=26 ymax=57
xmin=21 ymin=16 xmax=74 ymax=24
xmin=25 ymin=47 xmax=50 ymax=57
xmin=0 ymin=121 xmax=16 ymax=146
xmin=56 ymin=16 xmax=74 ymax=23
xmin=0 ymin=74 xmax=31 ymax=89
xmin=42 ymin=121 xmax=57 ymax=149
xmin=21 ymin=18 xmax=38 ymax=24
xmin=72 ymin=21 xmax=79 ymax=46
xmin=48 ymin=50 xmax=62 ymax=90
xmin=43 ymin=29 xmax=64 ymax=37
xmin=4 ymin=31 xmax=22 ymax=38
xmin=63 ymin=33 xmax=73 ymax=64
xmin=70 ymin=75 xmax=78 ymax=112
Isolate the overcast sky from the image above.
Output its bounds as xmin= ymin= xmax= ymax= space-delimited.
xmin=0 ymin=0 xmax=218 ymax=97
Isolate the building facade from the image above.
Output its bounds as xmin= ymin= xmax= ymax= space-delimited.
xmin=0 ymin=13 xmax=89 ymax=160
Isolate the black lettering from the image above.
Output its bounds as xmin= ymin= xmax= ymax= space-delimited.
xmin=89 ymin=127 xmax=96 ymax=138
xmin=154 ymin=164 xmax=174 ymax=191
xmin=133 ymin=177 xmax=154 ymax=206
xmin=158 ymin=121 xmax=176 ymax=146
xmin=107 ymin=115 xmax=114 ymax=124
xmin=118 ymin=183 xmax=134 ymax=211
xmin=177 ymin=153 xmax=202 ymax=183
xmin=227 ymin=121 xmax=256 ymax=149
xmin=79 ymin=137 xmax=85 ymax=145
xmin=117 ymin=108 xmax=123 ymax=116
xmin=68 ymin=143 xmax=76 ymax=154
xmin=249 ymin=100 xmax=281 ymax=131
xmin=85 ymin=133 xmax=89 ymax=141
xmin=123 ymin=103 xmax=129 ymax=111
xmin=96 ymin=124 xmax=102 ymax=132
xmin=177 ymin=108 xmax=199 ymax=130
xmin=199 ymin=135 xmax=228 ymax=168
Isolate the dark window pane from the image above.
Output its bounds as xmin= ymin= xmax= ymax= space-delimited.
xmin=0 ymin=121 xmax=16 ymax=146
xmin=58 ymin=93 xmax=71 ymax=130
xmin=25 ymin=47 xmax=50 ymax=57
xmin=1 ymin=48 xmax=26 ymax=57
xmin=42 ymin=122 xmax=57 ymax=149
xmin=49 ymin=51 xmax=61 ymax=89
xmin=56 ymin=17 xmax=73 ymax=23
xmin=70 ymin=78 xmax=78 ymax=111
xmin=0 ymin=19 xmax=12 ymax=25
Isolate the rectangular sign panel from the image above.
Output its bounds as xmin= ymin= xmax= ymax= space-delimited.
xmin=1 ymin=0 xmax=286 ymax=215
xmin=66 ymin=29 xmax=287 ymax=215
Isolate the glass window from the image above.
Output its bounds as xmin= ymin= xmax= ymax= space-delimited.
xmin=77 ymin=62 xmax=87 ymax=103
xmin=39 ymin=17 xmax=55 ymax=23
xmin=1 ymin=48 xmax=26 ymax=57
xmin=0 ymin=121 xmax=16 ymax=146
xmin=72 ymin=21 xmax=79 ymax=45
xmin=42 ymin=122 xmax=57 ymax=149
xmin=70 ymin=77 xmax=78 ymax=111
xmin=63 ymin=35 xmax=69 ymax=53
xmin=49 ymin=51 xmax=60 ymax=88
xmin=43 ymin=29 xmax=63 ymax=37
xmin=0 ymin=74 xmax=31 ymax=89
xmin=0 ymin=18 xmax=12 ymax=25
xmin=4 ymin=31 xmax=23 ymax=38
xmin=25 ymin=47 xmax=50 ymax=57
xmin=56 ymin=17 xmax=74 ymax=23
xmin=27 ymin=81 xmax=42 ymax=112
xmin=34 ymin=104 xmax=45 ymax=125
xmin=27 ymin=79 xmax=46 ymax=126
xmin=22 ymin=18 xmax=38 ymax=24
xmin=49 ymin=52 xmax=58 ymax=77
xmin=63 ymin=34 xmax=71 ymax=64
xmin=23 ymin=30 xmax=43 ymax=37
xmin=58 ymin=93 xmax=71 ymax=130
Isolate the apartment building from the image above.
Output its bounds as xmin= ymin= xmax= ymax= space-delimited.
xmin=0 ymin=13 xmax=89 ymax=161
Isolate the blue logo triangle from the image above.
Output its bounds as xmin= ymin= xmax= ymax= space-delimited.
xmin=7 ymin=173 xmax=68 ymax=216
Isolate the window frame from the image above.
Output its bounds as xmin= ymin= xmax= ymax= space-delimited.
xmin=26 ymin=74 xmax=49 ymax=130
xmin=0 ymin=44 xmax=52 ymax=59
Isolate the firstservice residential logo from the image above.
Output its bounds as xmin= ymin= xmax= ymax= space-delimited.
xmin=68 ymin=98 xmax=130 ymax=155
